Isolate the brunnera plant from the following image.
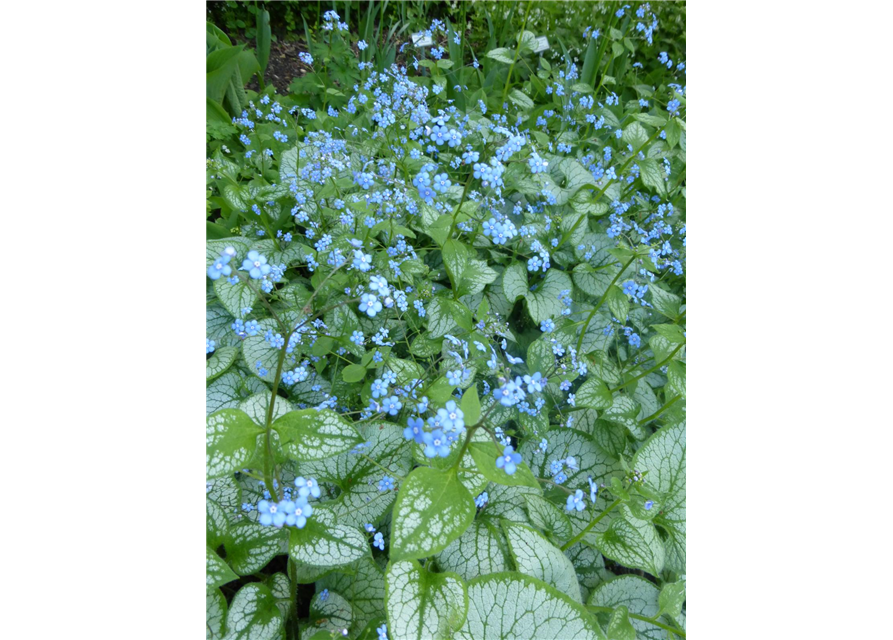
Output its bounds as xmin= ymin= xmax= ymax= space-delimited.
xmin=207 ymin=5 xmax=685 ymax=639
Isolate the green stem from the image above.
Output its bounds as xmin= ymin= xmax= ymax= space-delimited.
xmin=575 ymin=256 xmax=636 ymax=353
xmin=560 ymin=499 xmax=621 ymax=551
xmin=587 ymin=606 xmax=686 ymax=637
xmin=638 ymin=395 xmax=681 ymax=426
xmin=613 ymin=342 xmax=684 ymax=391
xmin=501 ymin=0 xmax=534 ymax=106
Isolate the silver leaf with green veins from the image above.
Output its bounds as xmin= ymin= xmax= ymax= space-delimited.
xmin=389 ymin=467 xmax=475 ymax=562
xmin=222 ymin=583 xmax=283 ymax=640
xmin=433 ymin=519 xmax=512 ymax=582
xmin=385 ymin=560 xmax=468 ymax=640
xmin=502 ymin=521 xmax=583 ymax=602
xmin=454 ymin=573 xmax=605 ymax=640
xmin=589 ymin=574 xmax=683 ymax=640
xmin=318 ymin=557 xmax=387 ymax=631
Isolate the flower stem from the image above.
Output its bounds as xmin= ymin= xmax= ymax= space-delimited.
xmin=560 ymin=498 xmax=621 ymax=551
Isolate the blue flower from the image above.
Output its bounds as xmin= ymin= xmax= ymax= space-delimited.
xmin=495 ymin=445 xmax=522 ymax=475
xmin=287 ymin=496 xmax=313 ymax=528
xmin=359 ymin=293 xmax=383 ymax=317
xmin=422 ymin=429 xmax=451 ymax=458
xmin=350 ymin=330 xmax=365 ymax=346
xmin=369 ymin=275 xmax=390 ymax=297
xmin=566 ymin=489 xmax=586 ymax=512
xmin=352 ymin=250 xmax=373 ymax=272
xmin=373 ymin=531 xmax=385 ymax=550
xmin=588 ymin=476 xmax=599 ymax=503
xmin=240 ymin=250 xmax=272 ymax=279
xmin=446 ymin=369 xmax=462 ymax=386
xmin=377 ymin=624 xmax=388 ymax=640
xmin=206 ymin=338 xmax=216 ymax=354
xmin=207 ymin=253 xmax=232 ymax=280
xmin=667 ymin=99 xmax=681 ymax=115
xmin=404 ymin=416 xmax=425 ymax=443
xmin=475 ymin=491 xmax=489 ymax=508
xmin=540 ymin=319 xmax=555 ymax=333
xmin=378 ymin=476 xmax=395 ymax=491
xmin=371 ymin=378 xmax=389 ymax=399
xmin=258 ymin=499 xmax=287 ymax=527
xmin=523 ymin=372 xmax=546 ymax=394
xmin=382 ymin=395 xmax=402 ymax=415
xmin=294 ymin=476 xmax=321 ymax=499
xmin=644 ymin=500 xmax=654 ymax=511
xmin=432 ymin=173 xmax=452 ymax=193
xmin=436 ymin=400 xmax=465 ymax=431
xmin=358 ymin=40 xmax=368 ymax=51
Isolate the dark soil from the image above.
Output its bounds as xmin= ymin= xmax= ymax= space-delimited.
xmin=246 ymin=39 xmax=312 ymax=95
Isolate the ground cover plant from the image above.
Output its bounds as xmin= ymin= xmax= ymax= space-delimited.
xmin=206 ymin=2 xmax=686 ymax=638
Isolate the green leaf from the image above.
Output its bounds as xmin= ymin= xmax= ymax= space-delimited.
xmin=509 ymin=89 xmax=534 ymax=110
xmin=319 ymin=557 xmax=387 ymax=631
xmin=342 ymin=363 xmax=367 ymax=383
xmin=589 ymin=575 xmax=677 ymax=640
xmin=223 ymin=583 xmax=283 ymax=640
xmin=621 ymin=122 xmax=649 ymax=150
xmin=666 ymin=118 xmax=682 ymax=149
xmin=207 ymin=546 xmax=239 ymax=589
xmin=606 ymin=286 xmax=629 ymax=323
xmin=207 ymin=346 xmax=238 ymax=381
xmin=458 ymin=259 xmax=498 ymax=296
xmin=468 ymin=441 xmax=540 ymax=488
xmin=426 ymin=297 xmax=461 ymax=338
xmin=527 ymin=338 xmax=555 ymax=376
xmin=433 ymin=520 xmax=512 ymax=582
xmin=633 ymin=422 xmax=686 ymax=574
xmin=206 ymin=409 xmax=263 ymax=479
xmin=272 ymin=409 xmax=364 ymax=462
xmin=648 ymin=283 xmax=682 ymax=319
xmin=524 ymin=494 xmax=573 ymax=540
xmin=224 ymin=521 xmax=285 ymax=575
xmin=594 ymin=504 xmax=665 ymax=576
xmin=207 ymin=371 xmax=268 ymax=416
xmin=521 ymin=428 xmax=621 ymax=492
xmin=607 ymin=605 xmax=637 ymax=640
xmin=502 ymin=261 xmax=528 ymax=303
xmin=213 ymin=277 xmax=259 ymax=318
xmin=525 ymin=269 xmax=573 ymax=324
xmin=603 ymin=395 xmax=648 ymax=440
xmin=502 ymin=521 xmax=582 ymax=602
xmin=652 ymin=324 xmax=685 ymax=344
xmin=639 ymin=159 xmax=667 ymax=197
xmin=255 ymin=10 xmax=271 ymax=75
xmin=667 ymin=360 xmax=686 ymax=399
xmin=307 ymin=590 xmax=354 ymax=636
xmin=207 ymin=499 xmax=229 ymax=551
xmin=297 ymin=423 xmax=413 ymax=529
xmin=442 ymin=239 xmax=469 ymax=291
xmin=454 ymin=573 xmax=605 ymax=640
xmin=288 ymin=508 xmax=369 ymax=568
xmin=460 ymin=385 xmax=481 ymax=425
xmin=576 ymin=378 xmax=614 ymax=411
xmin=385 ymin=560 xmax=468 ymax=640
xmin=658 ymin=581 xmax=686 ymax=618
xmin=485 ymin=47 xmax=514 ymax=64
xmin=390 ymin=466 xmax=475 ymax=561
xmin=207 ymin=588 xmax=227 ymax=639
xmin=564 ymin=543 xmax=613 ymax=604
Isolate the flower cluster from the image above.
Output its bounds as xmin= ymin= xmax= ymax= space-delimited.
xmin=256 ymin=476 xmax=320 ymax=529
